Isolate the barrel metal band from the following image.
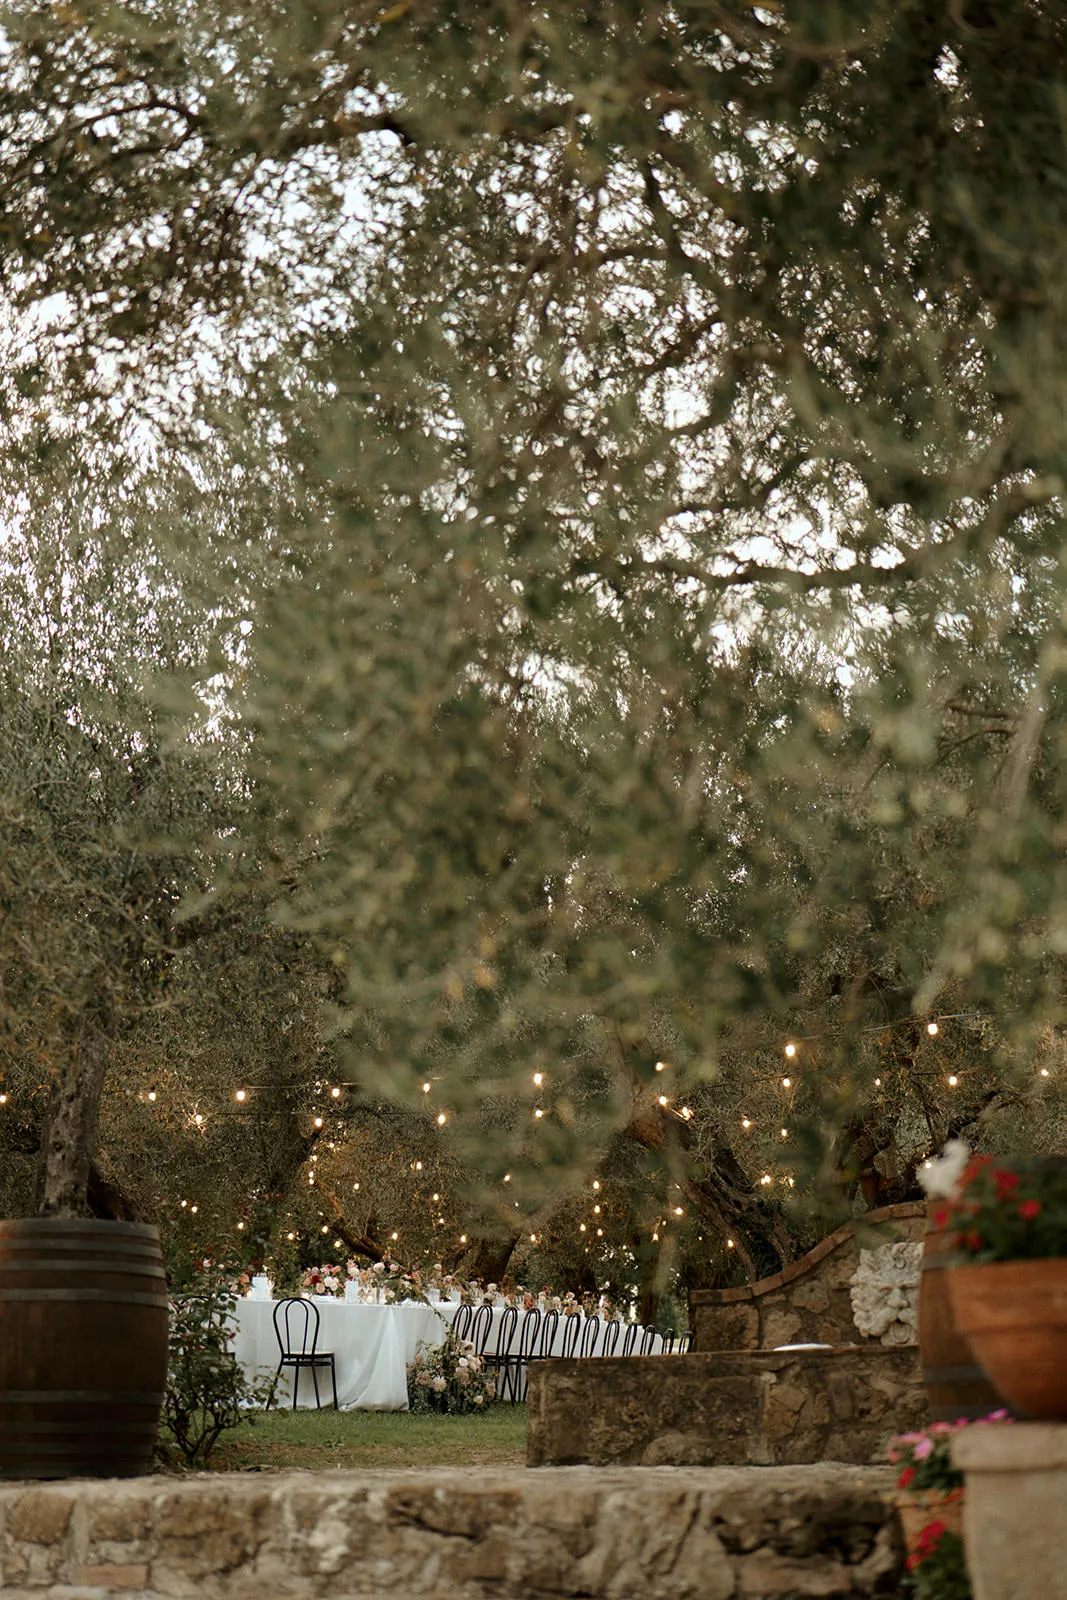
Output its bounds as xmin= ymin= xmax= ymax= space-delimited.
xmin=0 ymin=1289 xmax=167 ymax=1306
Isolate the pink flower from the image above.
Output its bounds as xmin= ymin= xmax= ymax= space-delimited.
xmin=431 ymin=1376 xmax=447 ymax=1392
xmin=913 ymin=1437 xmax=934 ymax=1459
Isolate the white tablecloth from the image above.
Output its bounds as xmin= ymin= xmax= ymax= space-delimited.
xmin=233 ymin=1300 xmax=662 ymax=1411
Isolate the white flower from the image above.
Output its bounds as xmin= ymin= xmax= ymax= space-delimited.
xmin=431 ymin=1376 xmax=447 ymax=1392
xmin=456 ymin=1357 xmax=469 ymax=1370
xmin=372 ymin=1261 xmax=386 ymax=1274
xmin=472 ymin=1395 xmax=484 ymax=1407
xmin=919 ymin=1139 xmax=971 ymax=1199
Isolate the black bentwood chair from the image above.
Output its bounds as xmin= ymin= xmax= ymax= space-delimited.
xmin=452 ymin=1303 xmax=474 ymax=1344
xmin=510 ymin=1307 xmax=542 ymax=1402
xmin=620 ymin=1321 xmax=640 ymax=1357
xmin=535 ymin=1309 xmax=560 ymax=1359
xmin=677 ymin=1332 xmax=692 ymax=1353
xmin=638 ymin=1324 xmax=659 ymax=1356
xmin=484 ymin=1306 xmax=519 ymax=1400
xmin=601 ymin=1319 xmax=621 ymax=1358
xmin=273 ymin=1297 xmax=338 ymax=1410
xmin=558 ymin=1311 xmax=582 ymax=1359
xmin=578 ymin=1314 xmax=602 ymax=1359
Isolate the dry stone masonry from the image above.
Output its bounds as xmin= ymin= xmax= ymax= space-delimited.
xmin=0 ymin=1464 xmax=906 ymax=1599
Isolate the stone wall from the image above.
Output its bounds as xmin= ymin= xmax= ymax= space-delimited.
xmin=0 ymin=1463 xmax=906 ymax=1599
xmin=527 ymin=1347 xmax=926 ymax=1470
xmin=690 ymin=1202 xmax=926 ymax=1352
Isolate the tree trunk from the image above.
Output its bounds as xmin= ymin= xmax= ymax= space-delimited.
xmin=35 ymin=1013 xmax=109 ymax=1218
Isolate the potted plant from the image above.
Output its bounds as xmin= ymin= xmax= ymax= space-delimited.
xmin=937 ymin=1157 xmax=1067 ymax=1419
xmin=888 ymin=1413 xmax=1011 ymax=1598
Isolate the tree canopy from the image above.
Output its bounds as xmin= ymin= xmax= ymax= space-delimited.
xmin=0 ymin=1 xmax=1065 ymax=1291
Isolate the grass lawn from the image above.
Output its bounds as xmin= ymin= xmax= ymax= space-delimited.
xmin=204 ymin=1405 xmax=529 ymax=1474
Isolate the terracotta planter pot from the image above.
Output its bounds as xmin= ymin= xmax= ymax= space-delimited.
xmin=895 ymin=1486 xmax=965 ymax=1559
xmin=948 ymin=1258 xmax=1067 ymax=1421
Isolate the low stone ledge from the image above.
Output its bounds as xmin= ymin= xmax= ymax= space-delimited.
xmin=526 ymin=1348 xmax=926 ymax=1469
xmin=0 ymin=1463 xmax=904 ymax=1599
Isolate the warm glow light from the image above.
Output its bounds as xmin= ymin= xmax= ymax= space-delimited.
xmin=321 ymin=1225 xmax=328 ymax=1234
xmin=529 ymin=1233 xmax=537 ymax=1243
xmin=236 ymin=1221 xmax=245 ymax=1230
xmin=781 ymin=1077 xmax=791 ymax=1088
xmin=655 ymin=1061 xmax=668 ymax=1072
xmin=436 ymin=1112 xmax=447 ymax=1125
xmin=331 ymin=1085 xmax=341 ymax=1098
xmin=459 ymin=1234 xmax=467 ymax=1243
xmin=235 ymin=1088 xmax=247 ymax=1102
xmin=947 ymin=1075 xmax=958 ymax=1087
xmin=432 ymin=1192 xmax=439 ymax=1201
xmin=652 ymin=1232 xmax=659 ymax=1241
xmin=592 ymin=1180 xmax=600 ymax=1190
xmin=780 ymin=1128 xmax=788 ymax=1138
xmin=726 ymin=1238 xmax=734 ymax=1248
xmin=533 ymin=1072 xmax=543 ymax=1086
xmin=313 ymin=1116 xmax=323 ymax=1128
xmin=335 ymin=1239 xmax=344 ymax=1249
xmin=0 ymin=1094 xmax=7 ymax=1106
xmin=353 ymin=1182 xmax=360 ymax=1190
xmin=415 ymin=1161 xmax=423 ymax=1171
xmin=927 ymin=1022 xmax=939 ymax=1036
xmin=191 ymin=1205 xmax=198 ymax=1213
xmin=193 ymin=1113 xmax=204 ymax=1125
xmin=784 ymin=1042 xmax=797 ymax=1058
xmin=1041 ymin=1068 xmax=1051 ymax=1078
xmin=391 ymin=1231 xmax=398 ymax=1240
xmin=657 ymin=1095 xmax=668 ymax=1107
xmin=287 ymin=1232 xmax=296 ymax=1241
xmin=593 ymin=1204 xmax=601 ymax=1214
xmin=534 ymin=1108 xmax=543 ymax=1118
xmin=580 ymin=1223 xmax=587 ymax=1232
xmin=422 ymin=1082 xmax=431 ymax=1093
xmin=673 ymin=1207 xmax=683 ymax=1216
xmin=874 ymin=1077 xmax=882 ymax=1086
xmin=147 ymin=1090 xmax=156 ymax=1103
xmin=760 ymin=1174 xmax=772 ymax=1186
xmin=503 ymin=1174 xmax=511 ymax=1183
xmin=680 ymin=1106 xmax=693 ymax=1119
xmin=596 ymin=1228 xmax=603 ymax=1237
xmin=180 ymin=1200 xmax=187 ymax=1208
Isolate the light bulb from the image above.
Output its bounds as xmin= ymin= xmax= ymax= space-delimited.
xmin=673 ymin=1207 xmax=683 ymax=1216
xmin=534 ymin=1108 xmax=543 ymax=1118
xmin=927 ymin=1022 xmax=939 ymax=1037
xmin=596 ymin=1228 xmax=603 ymax=1237
xmin=947 ymin=1075 xmax=958 ymax=1087
xmin=726 ymin=1238 xmax=735 ymax=1248
xmin=580 ymin=1223 xmax=587 ymax=1232
xmin=415 ymin=1161 xmax=422 ymax=1170
xmin=321 ymin=1225 xmax=328 ymax=1234
xmin=331 ymin=1085 xmax=341 ymax=1098
xmin=314 ymin=1116 xmax=323 ymax=1128
xmin=781 ymin=1077 xmax=791 ymax=1088
xmin=422 ymin=1082 xmax=431 ymax=1093
xmin=235 ymin=1088 xmax=247 ymax=1102
xmin=657 ymin=1095 xmax=668 ymax=1107
xmin=741 ymin=1118 xmax=751 ymax=1129
xmin=784 ymin=1042 xmax=797 ymax=1058
xmin=533 ymin=1072 xmax=543 ymax=1086
xmin=592 ymin=1180 xmax=600 ymax=1190
xmin=432 ymin=1192 xmax=439 ymax=1201
xmin=655 ymin=1061 xmax=668 ymax=1072
xmin=236 ymin=1221 xmax=244 ymax=1230
xmin=503 ymin=1173 xmax=511 ymax=1182
xmin=147 ymin=1090 xmax=156 ymax=1103
xmin=593 ymin=1204 xmax=600 ymax=1214
xmin=436 ymin=1113 xmax=447 ymax=1125
xmin=287 ymin=1232 xmax=296 ymax=1241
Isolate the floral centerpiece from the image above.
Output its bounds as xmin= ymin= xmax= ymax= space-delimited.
xmin=302 ymin=1263 xmax=344 ymax=1297
xmin=407 ymin=1328 xmax=497 ymax=1413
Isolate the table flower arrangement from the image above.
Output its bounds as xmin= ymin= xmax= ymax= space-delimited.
xmin=407 ymin=1327 xmax=498 ymax=1413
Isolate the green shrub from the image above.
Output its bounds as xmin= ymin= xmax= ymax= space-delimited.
xmin=156 ymin=1267 xmax=274 ymax=1468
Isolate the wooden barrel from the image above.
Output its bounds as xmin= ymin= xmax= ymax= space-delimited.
xmin=918 ymin=1213 xmax=1004 ymax=1421
xmin=0 ymin=1217 xmax=168 ymax=1479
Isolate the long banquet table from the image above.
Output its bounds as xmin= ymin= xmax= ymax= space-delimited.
xmin=232 ymin=1299 xmax=663 ymax=1410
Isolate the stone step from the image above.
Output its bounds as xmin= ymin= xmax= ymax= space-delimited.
xmin=0 ymin=1463 xmax=903 ymax=1598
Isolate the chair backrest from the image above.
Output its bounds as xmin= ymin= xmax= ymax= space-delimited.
xmin=493 ymin=1305 xmax=519 ymax=1360
xmin=274 ymin=1296 xmax=320 ymax=1357
xmin=452 ymin=1304 xmax=473 ymax=1344
xmin=621 ymin=1321 xmax=639 ymax=1357
xmin=578 ymin=1315 xmax=601 ymax=1359
xmin=638 ymin=1324 xmax=658 ymax=1356
xmin=535 ymin=1309 xmax=559 ymax=1358
xmin=559 ymin=1311 xmax=582 ymax=1358
xmin=517 ymin=1308 xmax=541 ymax=1359
xmin=601 ymin=1319 xmax=621 ymax=1358
xmin=469 ymin=1303 xmax=493 ymax=1355
xmin=661 ymin=1328 xmax=676 ymax=1354
xmin=676 ymin=1331 xmax=692 ymax=1353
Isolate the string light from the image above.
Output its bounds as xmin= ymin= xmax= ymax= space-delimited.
xmin=927 ymin=1022 xmax=939 ymax=1037
xmin=313 ymin=1116 xmax=323 ymax=1128
xmin=353 ymin=1182 xmax=360 ymax=1191
xmin=784 ymin=1042 xmax=797 ymax=1059
xmin=533 ymin=1072 xmax=543 ymax=1086
xmin=596 ymin=1227 xmax=603 ymax=1237
xmin=436 ymin=1112 xmax=447 ymax=1125
xmin=673 ymin=1207 xmax=683 ymax=1216
xmin=947 ymin=1075 xmax=958 ymax=1087
xmin=781 ymin=1077 xmax=792 ymax=1088
xmin=331 ymin=1086 xmax=342 ymax=1099
xmin=580 ymin=1223 xmax=587 ymax=1232
xmin=760 ymin=1174 xmax=772 ymax=1186
xmin=780 ymin=1128 xmax=788 ymax=1139
xmin=0 ymin=1094 xmax=7 ymax=1106
xmin=321 ymin=1224 xmax=328 ymax=1234
xmin=459 ymin=1234 xmax=467 ymax=1243
xmin=874 ymin=1078 xmax=882 ymax=1087
xmin=391 ymin=1231 xmax=398 ymax=1241
xmin=726 ymin=1238 xmax=734 ymax=1248
xmin=147 ymin=1089 xmax=156 ymax=1103
xmin=422 ymin=1082 xmax=431 ymax=1094
xmin=236 ymin=1221 xmax=245 ymax=1230
xmin=529 ymin=1233 xmax=537 ymax=1243
xmin=652 ymin=1231 xmax=659 ymax=1241
xmin=655 ymin=1061 xmax=668 ymax=1072
xmin=414 ymin=1161 xmax=423 ymax=1171
xmin=287 ymin=1232 xmax=296 ymax=1241
xmin=180 ymin=1199 xmax=188 ymax=1208
xmin=593 ymin=1204 xmax=601 ymax=1214
xmin=431 ymin=1191 xmax=439 ymax=1201
xmin=741 ymin=1117 xmax=751 ymax=1129
xmin=534 ymin=1108 xmax=544 ymax=1119
xmin=592 ymin=1180 xmax=600 ymax=1190
xmin=1041 ymin=1068 xmax=1050 ymax=1078
xmin=235 ymin=1088 xmax=247 ymax=1103
xmin=657 ymin=1095 xmax=668 ymax=1107
xmin=193 ymin=1113 xmax=204 ymax=1126
xmin=680 ymin=1106 xmax=693 ymax=1119
xmin=191 ymin=1205 xmax=198 ymax=1213
xmin=503 ymin=1174 xmax=511 ymax=1183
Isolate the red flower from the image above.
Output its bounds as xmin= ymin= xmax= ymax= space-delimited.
xmin=920 ymin=1519 xmax=948 ymax=1545
xmin=897 ymin=1466 xmax=916 ymax=1489
xmin=931 ymin=1206 xmax=950 ymax=1230
xmin=993 ymin=1170 xmax=1019 ymax=1199
xmin=1020 ymin=1199 xmax=1041 ymax=1220
xmin=965 ymin=1230 xmax=983 ymax=1251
